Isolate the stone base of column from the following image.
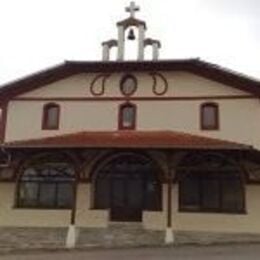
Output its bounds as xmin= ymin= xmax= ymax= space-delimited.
xmin=165 ymin=227 xmax=174 ymax=244
xmin=66 ymin=224 xmax=78 ymax=249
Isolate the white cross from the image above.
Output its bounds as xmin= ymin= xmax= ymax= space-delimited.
xmin=125 ymin=1 xmax=140 ymax=18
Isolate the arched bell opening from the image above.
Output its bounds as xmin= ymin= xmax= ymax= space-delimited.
xmin=90 ymin=152 xmax=163 ymax=222
xmin=124 ymin=27 xmax=139 ymax=60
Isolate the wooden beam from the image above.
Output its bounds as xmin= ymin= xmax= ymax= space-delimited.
xmin=0 ymin=101 xmax=8 ymax=143
xmin=166 ymin=151 xmax=173 ymax=228
xmin=167 ymin=176 xmax=172 ymax=228
xmin=165 ymin=151 xmax=175 ymax=244
xmin=70 ymin=181 xmax=78 ymax=225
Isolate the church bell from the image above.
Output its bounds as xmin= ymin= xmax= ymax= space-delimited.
xmin=127 ymin=28 xmax=136 ymax=40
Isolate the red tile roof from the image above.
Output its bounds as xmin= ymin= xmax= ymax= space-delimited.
xmin=3 ymin=131 xmax=251 ymax=150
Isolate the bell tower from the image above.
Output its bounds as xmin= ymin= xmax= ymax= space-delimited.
xmin=102 ymin=2 xmax=161 ymax=61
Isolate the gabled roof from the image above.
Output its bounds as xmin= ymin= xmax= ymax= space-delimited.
xmin=3 ymin=130 xmax=251 ymax=150
xmin=117 ymin=17 xmax=147 ymax=29
xmin=0 ymin=59 xmax=260 ymax=102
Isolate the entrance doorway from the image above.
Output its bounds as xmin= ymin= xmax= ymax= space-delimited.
xmin=93 ymin=153 xmax=162 ymax=222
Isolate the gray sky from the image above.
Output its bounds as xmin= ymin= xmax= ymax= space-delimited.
xmin=0 ymin=0 xmax=259 ymax=84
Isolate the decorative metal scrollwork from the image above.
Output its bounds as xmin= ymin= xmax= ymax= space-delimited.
xmin=149 ymin=72 xmax=168 ymax=96
xmin=0 ymin=148 xmax=11 ymax=167
xmin=90 ymin=74 xmax=111 ymax=96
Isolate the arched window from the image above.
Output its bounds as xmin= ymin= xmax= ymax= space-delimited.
xmin=17 ymin=159 xmax=75 ymax=209
xmin=200 ymin=103 xmax=219 ymax=130
xmin=118 ymin=103 xmax=136 ymax=130
xmin=42 ymin=103 xmax=60 ymax=130
xmin=178 ymin=153 xmax=245 ymax=213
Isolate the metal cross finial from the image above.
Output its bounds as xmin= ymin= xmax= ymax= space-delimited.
xmin=125 ymin=1 xmax=140 ymax=18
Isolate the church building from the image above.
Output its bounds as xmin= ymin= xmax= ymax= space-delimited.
xmin=1 ymin=2 xmax=260 ymax=250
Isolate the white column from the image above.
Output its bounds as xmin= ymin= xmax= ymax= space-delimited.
xmin=117 ymin=25 xmax=125 ymax=61
xmin=102 ymin=44 xmax=110 ymax=61
xmin=165 ymin=227 xmax=175 ymax=244
xmin=138 ymin=25 xmax=145 ymax=61
xmin=66 ymin=224 xmax=78 ymax=249
xmin=152 ymin=43 xmax=159 ymax=60
xmin=164 ymin=164 xmax=175 ymax=245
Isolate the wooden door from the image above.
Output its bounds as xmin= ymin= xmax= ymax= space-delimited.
xmin=110 ymin=177 xmax=142 ymax=222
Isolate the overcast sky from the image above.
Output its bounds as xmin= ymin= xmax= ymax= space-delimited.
xmin=0 ymin=0 xmax=259 ymax=84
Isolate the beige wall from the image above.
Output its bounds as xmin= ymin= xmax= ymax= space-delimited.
xmin=0 ymin=183 xmax=108 ymax=228
xmin=138 ymin=99 xmax=260 ymax=148
xmin=132 ymin=184 xmax=260 ymax=234
xmin=17 ymin=72 xmax=249 ymax=98
xmin=76 ymin=184 xmax=108 ymax=228
xmin=0 ymin=183 xmax=70 ymax=227
xmin=143 ymin=184 xmax=167 ymax=230
xmin=6 ymin=99 xmax=260 ymax=149
xmin=143 ymin=184 xmax=260 ymax=233
xmin=2 ymin=182 xmax=260 ymax=235
xmin=6 ymin=101 xmax=118 ymax=141
xmin=5 ymin=71 xmax=260 ymax=149
xmin=173 ymin=184 xmax=260 ymax=234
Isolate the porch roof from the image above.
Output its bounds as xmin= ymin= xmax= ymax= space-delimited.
xmin=2 ymin=131 xmax=252 ymax=150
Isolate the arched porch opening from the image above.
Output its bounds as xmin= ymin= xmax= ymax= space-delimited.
xmin=91 ymin=152 xmax=163 ymax=222
xmin=15 ymin=152 xmax=78 ymax=210
xmin=177 ymin=152 xmax=245 ymax=214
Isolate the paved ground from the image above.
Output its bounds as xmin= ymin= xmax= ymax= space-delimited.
xmin=2 ymin=244 xmax=260 ymax=260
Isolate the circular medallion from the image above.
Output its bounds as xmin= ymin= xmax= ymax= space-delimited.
xmin=120 ymin=74 xmax=137 ymax=96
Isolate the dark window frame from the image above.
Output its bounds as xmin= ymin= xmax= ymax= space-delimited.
xmin=200 ymin=102 xmax=219 ymax=130
xmin=178 ymin=168 xmax=245 ymax=214
xmin=120 ymin=74 xmax=138 ymax=96
xmin=42 ymin=103 xmax=60 ymax=130
xmin=118 ymin=102 xmax=137 ymax=130
xmin=16 ymin=163 xmax=75 ymax=210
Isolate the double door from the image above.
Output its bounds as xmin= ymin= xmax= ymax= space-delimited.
xmin=110 ymin=175 xmax=143 ymax=222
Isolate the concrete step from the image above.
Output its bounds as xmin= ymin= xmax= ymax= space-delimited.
xmin=77 ymin=224 xmax=164 ymax=248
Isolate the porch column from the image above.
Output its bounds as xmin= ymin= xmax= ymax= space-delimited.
xmin=66 ymin=172 xmax=79 ymax=248
xmin=165 ymin=152 xmax=174 ymax=244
